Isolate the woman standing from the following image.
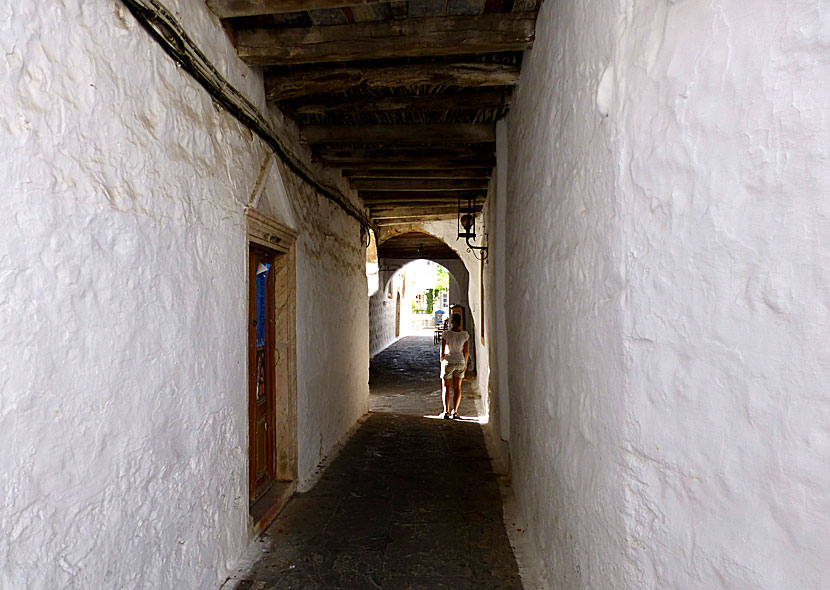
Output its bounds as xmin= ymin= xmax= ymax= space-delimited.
xmin=440 ymin=313 xmax=469 ymax=419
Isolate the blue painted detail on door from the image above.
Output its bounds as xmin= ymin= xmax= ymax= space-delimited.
xmin=256 ymin=264 xmax=271 ymax=348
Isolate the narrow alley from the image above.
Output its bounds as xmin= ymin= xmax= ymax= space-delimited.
xmin=226 ymin=333 xmax=522 ymax=589
xmin=5 ymin=1 xmax=828 ymax=588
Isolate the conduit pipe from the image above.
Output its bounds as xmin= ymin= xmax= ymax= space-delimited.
xmin=118 ymin=0 xmax=377 ymax=236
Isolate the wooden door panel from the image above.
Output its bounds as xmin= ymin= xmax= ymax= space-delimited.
xmin=249 ymin=247 xmax=277 ymax=504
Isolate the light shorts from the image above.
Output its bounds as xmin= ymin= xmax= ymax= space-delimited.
xmin=440 ymin=359 xmax=466 ymax=380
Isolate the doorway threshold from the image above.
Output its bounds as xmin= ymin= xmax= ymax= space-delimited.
xmin=249 ymin=481 xmax=296 ymax=537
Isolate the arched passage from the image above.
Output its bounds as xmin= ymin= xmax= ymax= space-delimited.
xmin=368 ymin=231 xmax=478 ymax=375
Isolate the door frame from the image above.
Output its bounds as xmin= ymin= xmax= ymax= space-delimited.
xmin=245 ymin=208 xmax=298 ymax=535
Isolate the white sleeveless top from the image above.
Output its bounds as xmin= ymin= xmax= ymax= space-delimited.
xmin=442 ymin=330 xmax=469 ymax=363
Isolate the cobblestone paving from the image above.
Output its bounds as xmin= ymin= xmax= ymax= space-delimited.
xmin=368 ymin=330 xmax=480 ymax=418
xmin=233 ymin=333 xmax=522 ymax=589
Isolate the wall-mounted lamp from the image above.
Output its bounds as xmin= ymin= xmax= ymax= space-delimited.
xmin=457 ymin=196 xmax=488 ymax=260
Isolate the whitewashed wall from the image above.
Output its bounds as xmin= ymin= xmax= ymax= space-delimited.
xmin=368 ymin=288 xmax=396 ymax=358
xmin=287 ymin=166 xmax=369 ymax=486
xmin=504 ymin=0 xmax=830 ymax=588
xmin=368 ymin=270 xmax=402 ymax=358
xmin=0 ymin=1 xmax=367 ymax=588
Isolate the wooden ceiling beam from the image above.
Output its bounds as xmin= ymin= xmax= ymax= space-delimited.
xmin=360 ymin=190 xmax=486 ymax=201
xmin=364 ymin=200 xmax=469 ymax=208
xmin=265 ymin=62 xmax=519 ymax=101
xmin=370 ymin=204 xmax=466 ymax=212
xmin=370 ymin=207 xmax=475 ymax=219
xmin=375 ymin=214 xmax=463 ymax=225
xmin=340 ymin=158 xmax=496 ymax=170
xmin=313 ymin=145 xmax=495 ymax=166
xmin=206 ymin=0 xmax=389 ymax=18
xmin=301 ymin=123 xmax=495 ymax=145
xmin=284 ymin=89 xmax=511 ymax=115
xmin=368 ymin=200 xmax=483 ymax=209
xmin=362 ymin=192 xmax=485 ymax=203
xmin=238 ymin=14 xmax=535 ymax=66
xmin=344 ymin=168 xmax=492 ymax=179
xmin=353 ymin=178 xmax=490 ymax=191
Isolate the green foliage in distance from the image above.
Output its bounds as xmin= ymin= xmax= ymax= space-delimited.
xmin=435 ymin=267 xmax=450 ymax=292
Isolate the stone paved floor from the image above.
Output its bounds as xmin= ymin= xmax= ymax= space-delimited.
xmin=230 ymin=332 xmax=522 ymax=589
xmin=368 ymin=330 xmax=480 ymax=418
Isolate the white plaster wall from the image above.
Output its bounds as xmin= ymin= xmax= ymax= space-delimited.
xmin=368 ymin=268 xmax=402 ymax=357
xmin=369 ymin=289 xmax=397 ymax=358
xmin=616 ymin=2 xmax=830 ymax=587
xmin=0 ymin=1 xmax=368 ymax=588
xmin=504 ymin=2 xmax=628 ymax=582
xmin=286 ymin=166 xmax=369 ymax=487
xmin=368 ymin=269 xmax=404 ymax=358
xmin=492 ymin=121 xmax=510 ymax=443
xmin=505 ymin=0 xmax=830 ymax=588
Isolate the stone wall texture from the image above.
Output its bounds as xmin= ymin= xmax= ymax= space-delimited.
xmin=285 ymin=164 xmax=369 ymax=486
xmin=0 ymin=1 xmax=368 ymax=588
xmin=368 ymin=271 xmax=401 ymax=358
xmin=504 ymin=0 xmax=830 ymax=588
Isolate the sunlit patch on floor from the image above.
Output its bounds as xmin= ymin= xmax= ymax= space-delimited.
xmin=423 ymin=413 xmax=488 ymax=424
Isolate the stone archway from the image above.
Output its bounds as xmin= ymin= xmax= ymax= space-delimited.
xmin=369 ymin=231 xmax=478 ymax=374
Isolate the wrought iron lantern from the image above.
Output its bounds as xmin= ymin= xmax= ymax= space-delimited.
xmin=457 ymin=195 xmax=488 ymax=260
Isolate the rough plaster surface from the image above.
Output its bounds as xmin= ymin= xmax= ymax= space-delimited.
xmin=368 ymin=270 xmax=403 ymax=358
xmin=368 ymin=289 xmax=397 ymax=358
xmin=0 ymin=1 xmax=368 ymax=588
xmin=491 ymin=121 xmax=510 ymax=444
xmin=285 ymin=164 xmax=369 ymax=489
xmin=504 ymin=0 xmax=830 ymax=588
xmin=505 ymin=2 xmax=628 ymax=581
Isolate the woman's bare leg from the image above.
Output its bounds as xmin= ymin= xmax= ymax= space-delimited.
xmin=442 ymin=378 xmax=453 ymax=413
xmin=452 ymin=376 xmax=463 ymax=414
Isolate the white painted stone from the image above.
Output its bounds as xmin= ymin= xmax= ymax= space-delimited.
xmin=492 ymin=120 xmax=510 ymax=443
xmin=283 ymin=164 xmax=369 ymax=488
xmin=0 ymin=1 xmax=368 ymax=588
xmin=503 ymin=0 xmax=830 ymax=587
xmin=369 ymin=270 xmax=403 ymax=358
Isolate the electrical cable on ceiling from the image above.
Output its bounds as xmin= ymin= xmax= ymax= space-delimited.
xmin=118 ymin=0 xmax=376 ymax=236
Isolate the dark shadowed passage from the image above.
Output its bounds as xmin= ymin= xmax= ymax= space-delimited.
xmin=227 ymin=333 xmax=522 ymax=589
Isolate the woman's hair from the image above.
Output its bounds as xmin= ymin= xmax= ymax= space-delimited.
xmin=451 ymin=313 xmax=462 ymax=328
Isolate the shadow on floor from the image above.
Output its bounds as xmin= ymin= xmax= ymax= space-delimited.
xmin=227 ymin=334 xmax=522 ymax=589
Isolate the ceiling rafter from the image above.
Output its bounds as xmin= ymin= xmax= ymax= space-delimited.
xmin=206 ymin=0 xmax=541 ymax=230
xmin=352 ymin=178 xmax=490 ymax=191
xmin=342 ymin=168 xmax=492 ymax=179
xmin=300 ymin=123 xmax=495 ymax=145
xmin=312 ymin=144 xmax=495 ymax=166
xmin=237 ymin=14 xmax=536 ymax=66
xmin=265 ymin=62 xmax=520 ymax=101
xmin=206 ymin=0 xmax=391 ymax=18
xmin=284 ymin=88 xmax=511 ymax=115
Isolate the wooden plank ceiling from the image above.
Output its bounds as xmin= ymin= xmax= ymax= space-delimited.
xmin=206 ymin=0 xmax=540 ymax=228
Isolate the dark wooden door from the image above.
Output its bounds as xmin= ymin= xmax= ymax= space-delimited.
xmin=249 ymin=247 xmax=277 ymax=503
xmin=395 ymin=293 xmax=401 ymax=337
